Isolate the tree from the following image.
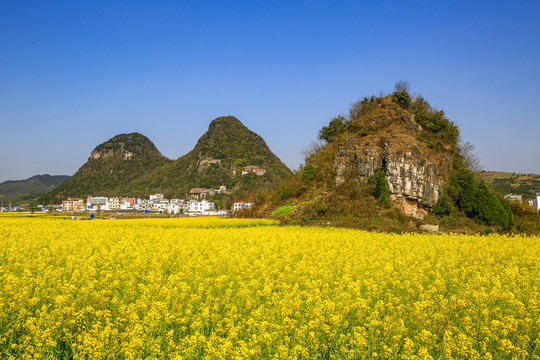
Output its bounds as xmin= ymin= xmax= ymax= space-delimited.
xmin=448 ymin=168 xmax=514 ymax=230
xmin=349 ymin=96 xmax=381 ymax=120
xmin=373 ymin=169 xmax=391 ymax=208
xmin=392 ymin=80 xmax=411 ymax=109
xmin=318 ymin=116 xmax=347 ymax=143
xmin=394 ymin=80 xmax=410 ymax=93
xmin=433 ymin=193 xmax=452 ymax=216
xmin=300 ymin=140 xmax=324 ymax=162
xmin=458 ymin=141 xmax=483 ymax=173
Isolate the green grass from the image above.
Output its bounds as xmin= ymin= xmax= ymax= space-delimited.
xmin=271 ymin=205 xmax=295 ymax=217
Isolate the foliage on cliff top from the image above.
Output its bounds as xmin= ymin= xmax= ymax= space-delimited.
xmin=92 ymin=132 xmax=162 ymax=156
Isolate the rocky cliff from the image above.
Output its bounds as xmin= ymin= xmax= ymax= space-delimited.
xmin=333 ymin=101 xmax=454 ymax=218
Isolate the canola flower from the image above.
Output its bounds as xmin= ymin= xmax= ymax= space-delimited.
xmin=1 ymin=215 xmax=539 ymax=359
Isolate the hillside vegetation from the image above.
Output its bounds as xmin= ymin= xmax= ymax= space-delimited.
xmin=39 ymin=133 xmax=171 ymax=202
xmin=0 ymin=175 xmax=70 ymax=202
xmin=252 ymin=83 xmax=533 ymax=234
xmin=476 ymin=171 xmax=540 ymax=199
xmin=39 ymin=117 xmax=290 ymax=206
xmin=132 ymin=116 xmax=291 ymax=201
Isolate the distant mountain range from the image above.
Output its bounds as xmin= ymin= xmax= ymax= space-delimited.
xmin=38 ymin=116 xmax=291 ymax=203
xmin=0 ymin=175 xmax=70 ymax=202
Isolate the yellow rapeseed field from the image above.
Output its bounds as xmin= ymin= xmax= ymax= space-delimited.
xmin=1 ymin=215 xmax=539 ymax=359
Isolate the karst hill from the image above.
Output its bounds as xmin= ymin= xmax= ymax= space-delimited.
xmin=40 ymin=116 xmax=291 ymax=202
xmin=264 ymin=85 xmax=517 ymax=233
xmin=333 ymin=96 xmax=456 ymax=218
xmin=131 ymin=116 xmax=291 ymax=197
xmin=40 ymin=133 xmax=171 ymax=201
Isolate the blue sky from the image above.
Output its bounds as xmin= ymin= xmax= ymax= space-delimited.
xmin=1 ymin=0 xmax=539 ymax=182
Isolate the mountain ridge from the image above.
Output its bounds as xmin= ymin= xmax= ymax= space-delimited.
xmin=40 ymin=132 xmax=172 ymax=201
xmin=128 ymin=116 xmax=291 ymax=198
xmin=39 ymin=116 xmax=291 ymax=203
xmin=0 ymin=174 xmax=70 ymax=202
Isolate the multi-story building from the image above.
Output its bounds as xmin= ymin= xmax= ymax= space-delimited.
xmin=504 ymin=194 xmax=523 ymax=202
xmin=233 ymin=200 xmax=254 ymax=211
xmin=108 ymin=197 xmax=123 ymax=210
xmin=124 ymin=198 xmax=137 ymax=208
xmin=86 ymin=196 xmax=107 ymax=211
xmin=189 ymin=188 xmax=215 ymax=199
xmin=149 ymin=194 xmax=164 ymax=201
xmin=241 ymin=166 xmax=266 ymax=176
xmin=62 ymin=198 xmax=84 ymax=212
xmin=186 ymin=199 xmax=215 ymax=214
xmin=529 ymin=193 xmax=540 ymax=211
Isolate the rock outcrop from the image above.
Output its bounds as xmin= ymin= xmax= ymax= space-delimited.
xmin=333 ymin=102 xmax=453 ymax=219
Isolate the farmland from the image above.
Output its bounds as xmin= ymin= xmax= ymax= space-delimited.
xmin=1 ymin=215 xmax=539 ymax=359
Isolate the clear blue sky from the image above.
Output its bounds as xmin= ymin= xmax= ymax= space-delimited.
xmin=1 ymin=0 xmax=539 ymax=182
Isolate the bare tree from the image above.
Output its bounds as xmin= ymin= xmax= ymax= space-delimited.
xmin=394 ymin=80 xmax=410 ymax=93
xmin=458 ymin=141 xmax=484 ymax=173
xmin=301 ymin=140 xmax=324 ymax=162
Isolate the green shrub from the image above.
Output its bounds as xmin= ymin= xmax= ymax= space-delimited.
xmin=392 ymin=90 xmax=411 ymax=109
xmin=302 ymin=164 xmax=318 ymax=182
xmin=318 ymin=116 xmax=348 ymax=143
xmin=483 ymin=227 xmax=496 ymax=235
xmin=279 ymin=190 xmax=291 ymax=200
xmin=433 ymin=193 xmax=452 ymax=216
xmin=448 ymin=168 xmax=514 ymax=230
xmin=373 ymin=169 xmax=391 ymax=208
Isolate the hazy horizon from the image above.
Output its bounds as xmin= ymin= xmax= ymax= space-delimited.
xmin=1 ymin=1 xmax=539 ymax=183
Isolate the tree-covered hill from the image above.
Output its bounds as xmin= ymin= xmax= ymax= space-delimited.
xmin=0 ymin=175 xmax=70 ymax=202
xmin=39 ymin=133 xmax=171 ymax=202
xmin=131 ymin=116 xmax=291 ymax=198
xmin=476 ymin=171 xmax=540 ymax=200
xmin=39 ymin=117 xmax=291 ymax=203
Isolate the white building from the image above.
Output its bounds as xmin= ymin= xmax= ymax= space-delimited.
xmin=137 ymin=199 xmax=152 ymax=211
xmin=529 ymin=193 xmax=540 ymax=211
xmin=241 ymin=166 xmax=266 ymax=176
xmin=186 ymin=199 xmax=215 ymax=214
xmin=504 ymin=194 xmax=523 ymax=202
xmin=152 ymin=202 xmax=169 ymax=211
xmin=165 ymin=199 xmax=186 ymax=214
xmin=87 ymin=196 xmax=108 ymax=211
xmin=120 ymin=200 xmax=135 ymax=210
xmin=233 ymin=200 xmax=254 ymax=211
xmin=167 ymin=203 xmax=186 ymax=214
xmin=149 ymin=194 xmax=164 ymax=201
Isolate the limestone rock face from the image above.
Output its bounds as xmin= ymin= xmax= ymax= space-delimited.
xmin=333 ymin=110 xmax=452 ymax=219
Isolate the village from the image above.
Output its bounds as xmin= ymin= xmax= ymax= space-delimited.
xmin=54 ymin=183 xmax=255 ymax=215
xmin=0 ymin=186 xmax=255 ymax=215
xmin=0 ymin=164 xmax=269 ymax=214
